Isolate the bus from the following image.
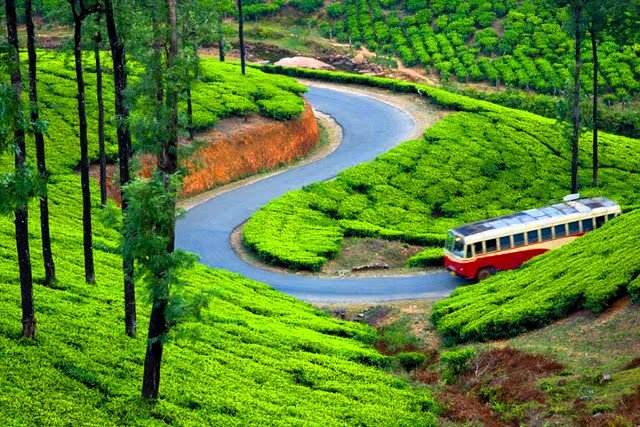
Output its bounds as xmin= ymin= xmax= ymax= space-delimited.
xmin=444 ymin=197 xmax=621 ymax=281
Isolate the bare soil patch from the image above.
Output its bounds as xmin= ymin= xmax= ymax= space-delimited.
xmin=462 ymin=348 xmax=564 ymax=404
xmin=440 ymin=387 xmax=505 ymax=426
xmin=322 ymin=238 xmax=424 ymax=275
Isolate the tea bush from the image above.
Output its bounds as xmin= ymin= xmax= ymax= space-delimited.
xmin=245 ymin=70 xmax=640 ymax=271
xmin=407 ymin=247 xmax=444 ymax=268
xmin=397 ymin=352 xmax=428 ymax=372
xmin=440 ymin=347 xmax=476 ymax=383
xmin=0 ymin=53 xmax=438 ymax=425
xmin=431 ymin=209 xmax=640 ymax=343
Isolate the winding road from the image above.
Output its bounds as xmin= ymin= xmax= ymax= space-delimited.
xmin=176 ymin=86 xmax=465 ymax=302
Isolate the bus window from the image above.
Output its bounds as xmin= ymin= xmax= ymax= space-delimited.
xmin=486 ymin=239 xmax=497 ymax=253
xmin=607 ymin=213 xmax=616 ymax=221
xmin=474 ymin=242 xmax=483 ymax=255
xmin=541 ymin=227 xmax=552 ymax=241
xmin=555 ymin=224 xmax=567 ymax=238
xmin=465 ymin=245 xmax=472 ymax=258
xmin=513 ymin=233 xmax=525 ymax=247
xmin=582 ymin=218 xmax=594 ymax=232
xmin=595 ymin=216 xmax=606 ymax=228
xmin=568 ymin=221 xmax=580 ymax=234
xmin=499 ymin=235 xmax=511 ymax=250
xmin=527 ymin=230 xmax=539 ymax=244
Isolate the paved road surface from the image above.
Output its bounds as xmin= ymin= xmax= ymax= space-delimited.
xmin=176 ymin=86 xmax=465 ymax=302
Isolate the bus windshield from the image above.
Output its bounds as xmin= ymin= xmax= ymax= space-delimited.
xmin=446 ymin=231 xmax=465 ymax=258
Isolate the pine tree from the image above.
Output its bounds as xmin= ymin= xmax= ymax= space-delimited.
xmin=124 ymin=0 xmax=203 ymax=399
xmin=237 ymin=0 xmax=246 ymax=74
xmin=557 ymin=0 xmax=592 ymax=193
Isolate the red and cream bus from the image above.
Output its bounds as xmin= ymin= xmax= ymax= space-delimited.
xmin=444 ymin=197 xmax=621 ymax=281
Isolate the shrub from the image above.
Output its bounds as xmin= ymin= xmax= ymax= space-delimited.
xmin=440 ymin=347 xmax=476 ymax=382
xmin=396 ymin=352 xmax=428 ymax=371
xmin=377 ymin=317 xmax=420 ymax=354
xmin=407 ymin=247 xmax=443 ymax=267
xmin=290 ymin=0 xmax=324 ymax=13
xmin=326 ymin=2 xmax=344 ymax=18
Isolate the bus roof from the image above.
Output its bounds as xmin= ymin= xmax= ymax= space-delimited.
xmin=452 ymin=197 xmax=620 ymax=240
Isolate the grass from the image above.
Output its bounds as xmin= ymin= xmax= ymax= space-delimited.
xmin=0 ymin=52 xmax=438 ymax=425
xmin=241 ymin=21 xmax=339 ymax=58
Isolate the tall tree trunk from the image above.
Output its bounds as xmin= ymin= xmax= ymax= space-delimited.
xmin=218 ymin=14 xmax=225 ymax=61
xmin=237 ymin=0 xmax=246 ymax=75
xmin=590 ymin=28 xmax=599 ymax=187
xmin=186 ymin=88 xmax=194 ymax=140
xmin=141 ymin=298 xmax=167 ymax=399
xmin=5 ymin=0 xmax=36 ymax=339
xmin=142 ymin=0 xmax=179 ymax=400
xmin=25 ymin=0 xmax=56 ymax=285
xmin=104 ymin=0 xmax=137 ymax=337
xmin=95 ymin=16 xmax=107 ymax=207
xmin=72 ymin=14 xmax=96 ymax=284
xmin=570 ymin=3 xmax=583 ymax=194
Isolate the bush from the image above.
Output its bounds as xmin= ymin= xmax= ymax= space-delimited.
xmin=290 ymin=0 xmax=323 ymax=13
xmin=407 ymin=247 xmax=444 ymax=267
xmin=326 ymin=2 xmax=344 ymax=18
xmin=396 ymin=352 xmax=428 ymax=371
xmin=377 ymin=317 xmax=420 ymax=354
xmin=440 ymin=347 xmax=476 ymax=382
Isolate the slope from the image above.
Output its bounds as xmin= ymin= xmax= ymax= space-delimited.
xmin=0 ymin=55 xmax=437 ymax=425
xmin=243 ymin=70 xmax=640 ymax=271
xmin=431 ymin=208 xmax=640 ymax=343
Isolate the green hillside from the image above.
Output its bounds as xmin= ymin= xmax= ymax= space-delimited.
xmin=0 ymin=55 xmax=437 ymax=425
xmin=243 ymin=69 xmax=640 ymax=271
xmin=2 ymin=52 xmax=307 ymax=174
xmin=431 ymin=208 xmax=640 ymax=343
xmin=229 ymin=0 xmax=640 ymax=100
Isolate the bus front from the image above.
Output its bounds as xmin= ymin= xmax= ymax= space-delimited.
xmin=444 ymin=230 xmax=473 ymax=279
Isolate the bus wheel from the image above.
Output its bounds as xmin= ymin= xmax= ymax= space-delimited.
xmin=476 ymin=267 xmax=495 ymax=281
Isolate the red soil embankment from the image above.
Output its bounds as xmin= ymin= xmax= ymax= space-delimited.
xmin=180 ymin=99 xmax=318 ymax=197
xmin=94 ymin=99 xmax=319 ymax=203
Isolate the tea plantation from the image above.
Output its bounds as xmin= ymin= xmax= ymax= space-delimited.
xmin=431 ymin=208 xmax=640 ymax=343
xmin=3 ymin=52 xmax=307 ymax=174
xmin=323 ymin=0 xmax=639 ymax=100
xmin=244 ymin=70 xmax=640 ymax=271
xmin=0 ymin=55 xmax=437 ymax=425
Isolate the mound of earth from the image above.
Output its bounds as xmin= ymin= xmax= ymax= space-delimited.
xmin=274 ymin=56 xmax=335 ymax=70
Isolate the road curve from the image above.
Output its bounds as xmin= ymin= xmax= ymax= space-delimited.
xmin=176 ymin=86 xmax=465 ymax=302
